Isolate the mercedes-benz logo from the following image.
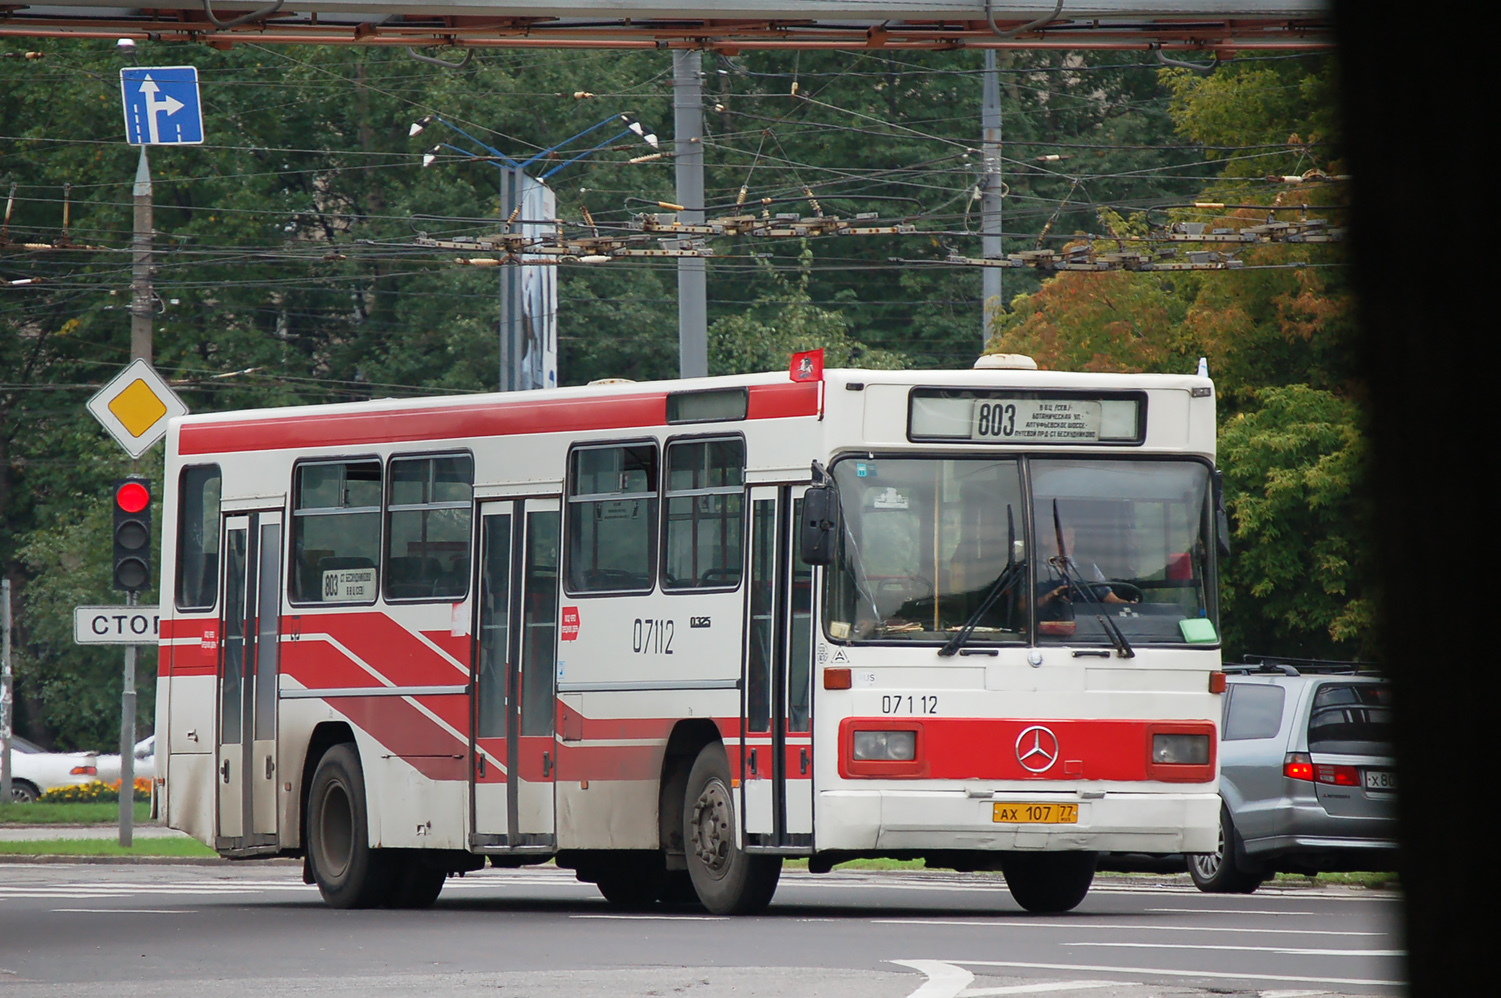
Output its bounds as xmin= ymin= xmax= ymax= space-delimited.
xmin=1015 ymin=725 xmax=1060 ymax=773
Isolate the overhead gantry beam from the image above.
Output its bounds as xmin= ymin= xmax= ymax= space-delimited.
xmin=0 ymin=1 xmax=1332 ymax=50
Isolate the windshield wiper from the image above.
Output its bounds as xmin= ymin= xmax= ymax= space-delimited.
xmin=940 ymin=506 xmax=1021 ymax=657
xmin=1050 ymin=499 xmax=1134 ymax=659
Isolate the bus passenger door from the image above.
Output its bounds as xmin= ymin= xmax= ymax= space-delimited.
xmin=216 ymin=511 xmax=282 ymax=854
xmin=470 ymin=501 xmax=514 ymax=847
xmin=783 ymin=487 xmax=815 ymax=846
xmin=471 ymin=498 xmax=559 ymax=851
xmin=740 ymin=486 xmax=815 ymax=852
xmin=513 ymin=498 xmax=560 ymax=846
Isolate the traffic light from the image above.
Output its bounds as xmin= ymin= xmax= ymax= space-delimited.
xmin=112 ymin=476 xmax=152 ymax=592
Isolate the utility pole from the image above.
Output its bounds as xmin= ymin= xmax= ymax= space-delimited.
xmin=497 ymin=164 xmax=523 ymax=392
xmin=981 ymin=50 xmax=1004 ymax=349
xmin=2 ymin=578 xmax=13 ymax=805
xmin=130 ymin=147 xmax=153 ymax=364
xmin=673 ymin=49 xmax=708 ymax=379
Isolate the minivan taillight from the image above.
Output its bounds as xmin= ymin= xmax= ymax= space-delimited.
xmin=1315 ymin=763 xmax=1360 ymax=786
xmin=1284 ymin=752 xmax=1314 ymax=782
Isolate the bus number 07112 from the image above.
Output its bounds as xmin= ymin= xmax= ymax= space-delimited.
xmin=632 ymin=618 xmax=674 ymax=655
xmin=881 ymin=695 xmax=938 ymax=715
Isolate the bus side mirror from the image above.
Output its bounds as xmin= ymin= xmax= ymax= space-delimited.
xmin=800 ymin=486 xmax=837 ymax=566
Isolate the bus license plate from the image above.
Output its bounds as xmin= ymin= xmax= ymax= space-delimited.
xmin=993 ymin=802 xmax=1079 ymax=824
xmin=1364 ymin=769 xmax=1397 ymax=791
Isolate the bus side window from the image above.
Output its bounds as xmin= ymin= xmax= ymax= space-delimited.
xmin=565 ymin=443 xmax=658 ymax=595
xmin=290 ymin=460 xmax=382 ymax=605
xmin=385 ymin=454 xmax=474 ymax=601
xmin=662 ymin=437 xmax=745 ymax=591
xmin=175 ymin=464 xmax=221 ymax=611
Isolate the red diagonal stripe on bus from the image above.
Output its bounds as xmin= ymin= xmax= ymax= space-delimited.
xmin=332 ymin=694 xmax=468 ymax=782
xmin=289 ymin=612 xmax=469 ymax=688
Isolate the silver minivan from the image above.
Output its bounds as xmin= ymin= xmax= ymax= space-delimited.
xmin=1189 ymin=659 xmax=1398 ymax=893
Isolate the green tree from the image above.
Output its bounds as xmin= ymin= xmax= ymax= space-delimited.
xmin=708 ymin=251 xmax=907 ymax=374
xmin=1217 ymin=386 xmax=1371 ymax=659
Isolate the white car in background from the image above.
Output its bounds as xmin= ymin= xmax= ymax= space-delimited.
xmin=5 ymin=736 xmax=100 ymax=803
xmin=96 ymin=735 xmax=156 ymax=786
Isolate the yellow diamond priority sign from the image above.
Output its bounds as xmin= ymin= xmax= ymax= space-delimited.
xmin=86 ymin=359 xmax=188 ymax=459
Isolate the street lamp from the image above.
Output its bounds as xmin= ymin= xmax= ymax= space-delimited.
xmin=412 ymin=112 xmax=659 ymax=392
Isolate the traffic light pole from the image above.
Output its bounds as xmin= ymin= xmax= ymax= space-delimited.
xmin=131 ymin=147 xmax=153 ymax=365
xmin=119 ymin=591 xmax=136 ymax=846
xmin=111 ymin=477 xmax=151 ymax=846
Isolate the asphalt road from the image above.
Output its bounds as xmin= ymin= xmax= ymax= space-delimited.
xmin=0 ymin=863 xmax=1403 ymax=997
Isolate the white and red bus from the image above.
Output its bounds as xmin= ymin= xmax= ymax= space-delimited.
xmin=156 ymin=356 xmax=1226 ymax=914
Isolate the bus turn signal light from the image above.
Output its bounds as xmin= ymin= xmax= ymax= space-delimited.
xmin=1209 ymin=672 xmax=1226 ymax=694
xmin=823 ymin=667 xmax=852 ymax=690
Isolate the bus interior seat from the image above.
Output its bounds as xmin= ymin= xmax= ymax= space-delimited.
xmin=387 ymin=556 xmax=443 ymax=598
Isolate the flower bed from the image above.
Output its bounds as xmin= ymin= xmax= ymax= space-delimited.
xmin=38 ymin=779 xmax=152 ymax=803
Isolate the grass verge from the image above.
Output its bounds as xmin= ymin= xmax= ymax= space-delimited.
xmin=0 ymin=837 xmax=217 ymax=858
xmin=783 ymin=858 xmax=943 ymax=872
xmin=1275 ymin=870 xmax=1399 ymax=889
xmin=0 ymin=802 xmax=152 ymax=825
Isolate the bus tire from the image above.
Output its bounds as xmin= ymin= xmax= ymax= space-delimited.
xmin=386 ymin=852 xmax=447 ymax=909
xmin=1000 ymin=851 xmax=1097 ymax=914
xmin=306 ymin=743 xmax=391 ymax=909
xmin=683 ymin=744 xmax=781 ymax=915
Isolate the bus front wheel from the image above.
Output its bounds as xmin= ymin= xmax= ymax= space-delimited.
xmin=683 ymin=744 xmax=780 ymax=915
xmin=306 ymin=743 xmax=391 ymax=909
xmin=1000 ymin=851 xmax=1097 ymax=913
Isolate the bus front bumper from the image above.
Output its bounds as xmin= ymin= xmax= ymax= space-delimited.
xmin=815 ymin=788 xmax=1220 ymax=855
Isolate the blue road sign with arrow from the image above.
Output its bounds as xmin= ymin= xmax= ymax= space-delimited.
xmin=119 ymin=66 xmax=204 ymax=146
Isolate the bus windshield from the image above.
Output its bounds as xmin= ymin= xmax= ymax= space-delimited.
xmin=824 ymin=456 xmax=1216 ymax=647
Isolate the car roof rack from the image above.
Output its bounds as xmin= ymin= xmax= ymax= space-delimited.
xmin=1227 ymin=654 xmax=1382 ymax=677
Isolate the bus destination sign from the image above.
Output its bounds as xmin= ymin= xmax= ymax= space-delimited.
xmin=909 ymin=390 xmax=1144 ymax=445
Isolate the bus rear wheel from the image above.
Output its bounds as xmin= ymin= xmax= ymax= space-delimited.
xmin=1000 ymin=851 xmax=1097 ymax=913
xmin=683 ymin=744 xmax=780 ymax=915
xmin=306 ymin=744 xmax=391 ymax=909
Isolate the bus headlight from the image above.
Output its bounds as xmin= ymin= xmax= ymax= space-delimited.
xmin=1152 ymin=733 xmax=1209 ymax=765
xmin=852 ymin=729 xmax=917 ymax=761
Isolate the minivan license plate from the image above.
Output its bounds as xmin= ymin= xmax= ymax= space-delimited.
xmin=1364 ymin=769 xmax=1397 ymax=791
xmin=993 ymin=802 xmax=1079 ymax=824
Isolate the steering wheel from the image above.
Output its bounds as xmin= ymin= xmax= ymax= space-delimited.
xmin=1102 ymin=581 xmax=1144 ymax=602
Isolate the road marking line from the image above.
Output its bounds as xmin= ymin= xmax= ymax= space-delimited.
xmin=1065 ymin=941 xmax=1404 ymax=957
xmin=950 ymin=959 xmax=1402 ymax=988
xmin=50 ymin=908 xmax=197 ymax=914
xmin=571 ymin=914 xmax=727 ymax=921
xmin=1146 ymin=908 xmax=1332 ymax=915
xmin=873 ymin=920 xmax=1383 ymax=936
xmin=890 ymin=960 xmax=974 ymax=998
xmin=962 ymin=982 xmax=1117 ymax=996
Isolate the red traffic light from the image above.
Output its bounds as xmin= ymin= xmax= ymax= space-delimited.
xmin=115 ymin=480 xmax=150 ymax=513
